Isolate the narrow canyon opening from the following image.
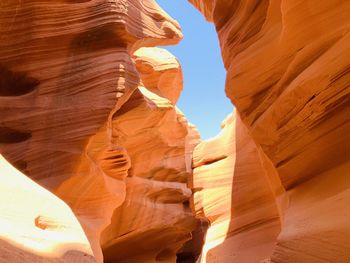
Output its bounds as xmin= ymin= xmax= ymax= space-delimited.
xmin=156 ymin=0 xmax=233 ymax=140
xmin=0 ymin=1 xmax=349 ymax=263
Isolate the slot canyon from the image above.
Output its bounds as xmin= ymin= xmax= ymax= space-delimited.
xmin=0 ymin=0 xmax=349 ymax=262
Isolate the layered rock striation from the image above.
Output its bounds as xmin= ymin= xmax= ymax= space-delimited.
xmin=0 ymin=1 xmax=197 ymax=262
xmin=189 ymin=0 xmax=350 ymax=262
xmin=191 ymin=111 xmax=281 ymax=262
xmin=100 ymin=47 xmax=201 ymax=262
xmin=1 ymin=0 xmax=349 ymax=262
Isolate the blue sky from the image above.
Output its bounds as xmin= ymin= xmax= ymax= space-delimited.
xmin=156 ymin=0 xmax=233 ymax=140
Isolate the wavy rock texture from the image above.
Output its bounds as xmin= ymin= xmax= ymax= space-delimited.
xmin=2 ymin=0 xmax=349 ymax=262
xmin=101 ymin=47 xmax=201 ymax=263
xmin=0 ymin=155 xmax=94 ymax=263
xmin=189 ymin=0 xmax=350 ymax=262
xmin=0 ymin=1 xmax=183 ymax=262
xmin=133 ymin=47 xmax=183 ymax=104
xmin=191 ymin=111 xmax=281 ymax=263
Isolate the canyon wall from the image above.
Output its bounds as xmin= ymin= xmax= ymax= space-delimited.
xmin=100 ymin=47 xmax=201 ymax=263
xmin=0 ymin=1 xmax=199 ymax=262
xmin=191 ymin=111 xmax=282 ymax=262
xmin=1 ymin=0 xmax=349 ymax=262
xmin=189 ymin=0 xmax=350 ymax=262
xmin=191 ymin=111 xmax=281 ymax=262
xmin=0 ymin=155 xmax=94 ymax=262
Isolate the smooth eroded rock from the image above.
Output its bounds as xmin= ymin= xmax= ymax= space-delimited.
xmin=0 ymin=155 xmax=94 ymax=263
xmin=0 ymin=1 xmax=183 ymax=261
xmin=189 ymin=0 xmax=350 ymax=262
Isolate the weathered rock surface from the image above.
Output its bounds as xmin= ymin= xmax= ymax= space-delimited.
xmin=191 ymin=111 xmax=281 ymax=263
xmin=189 ymin=0 xmax=350 ymax=262
xmin=101 ymin=47 xmax=201 ymax=262
xmin=0 ymin=155 xmax=94 ymax=263
xmin=0 ymin=1 xmax=185 ymax=262
xmin=2 ymin=0 xmax=349 ymax=262
xmin=133 ymin=47 xmax=183 ymax=105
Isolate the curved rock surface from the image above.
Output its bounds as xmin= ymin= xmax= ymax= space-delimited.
xmin=189 ymin=0 xmax=350 ymax=262
xmin=191 ymin=111 xmax=281 ymax=263
xmin=101 ymin=47 xmax=201 ymax=263
xmin=133 ymin=47 xmax=183 ymax=104
xmin=0 ymin=1 xmax=184 ymax=262
xmin=0 ymin=155 xmax=94 ymax=262
xmin=1 ymin=0 xmax=349 ymax=262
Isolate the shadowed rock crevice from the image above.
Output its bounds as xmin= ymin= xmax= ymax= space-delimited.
xmin=0 ymin=1 xmax=188 ymax=262
xmin=0 ymin=127 xmax=32 ymax=144
xmin=188 ymin=0 xmax=350 ymax=262
xmin=1 ymin=0 xmax=349 ymax=262
xmin=0 ymin=65 xmax=39 ymax=96
xmin=100 ymin=46 xmax=201 ymax=263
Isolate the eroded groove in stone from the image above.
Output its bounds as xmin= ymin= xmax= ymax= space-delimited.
xmin=101 ymin=47 xmax=201 ymax=263
xmin=0 ymin=127 xmax=32 ymax=144
xmin=12 ymin=160 xmax=28 ymax=173
xmin=0 ymin=1 xmax=186 ymax=262
xmin=1 ymin=0 xmax=348 ymax=263
xmin=189 ymin=0 xmax=350 ymax=262
xmin=0 ymin=65 xmax=39 ymax=96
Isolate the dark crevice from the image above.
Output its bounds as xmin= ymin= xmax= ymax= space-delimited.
xmin=306 ymin=94 xmax=316 ymax=104
xmin=182 ymin=199 xmax=190 ymax=208
xmin=176 ymin=252 xmax=197 ymax=263
xmin=12 ymin=160 xmax=28 ymax=173
xmin=0 ymin=127 xmax=32 ymax=143
xmin=0 ymin=65 xmax=39 ymax=96
xmin=176 ymin=219 xmax=209 ymax=263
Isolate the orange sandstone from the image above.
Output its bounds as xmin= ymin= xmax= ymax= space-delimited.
xmin=189 ymin=0 xmax=350 ymax=262
xmin=101 ymin=47 xmax=201 ymax=262
xmin=0 ymin=155 xmax=94 ymax=262
xmin=1 ymin=0 xmax=349 ymax=262
xmin=0 ymin=1 xmax=184 ymax=262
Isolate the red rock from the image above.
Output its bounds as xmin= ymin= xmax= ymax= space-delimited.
xmin=133 ymin=47 xmax=183 ymax=104
xmin=1 ymin=0 xmax=349 ymax=262
xmin=101 ymin=47 xmax=201 ymax=262
xmin=0 ymin=1 xmax=183 ymax=262
xmin=191 ymin=111 xmax=281 ymax=263
xmin=0 ymin=155 xmax=94 ymax=262
xmin=189 ymin=0 xmax=350 ymax=262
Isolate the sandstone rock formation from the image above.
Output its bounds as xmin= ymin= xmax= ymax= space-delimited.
xmin=101 ymin=92 xmax=198 ymax=262
xmin=1 ymin=0 xmax=349 ymax=262
xmin=191 ymin=111 xmax=281 ymax=263
xmin=133 ymin=47 xmax=183 ymax=105
xmin=0 ymin=155 xmax=94 ymax=262
xmin=189 ymin=0 xmax=350 ymax=262
xmin=100 ymin=47 xmax=201 ymax=262
xmin=0 ymin=1 xmax=187 ymax=262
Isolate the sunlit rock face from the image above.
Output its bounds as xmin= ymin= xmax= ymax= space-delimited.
xmin=133 ymin=47 xmax=183 ymax=105
xmin=0 ymin=1 xmax=183 ymax=262
xmin=101 ymin=47 xmax=201 ymax=263
xmin=2 ymin=0 xmax=348 ymax=262
xmin=191 ymin=111 xmax=281 ymax=263
xmin=189 ymin=0 xmax=350 ymax=262
xmin=0 ymin=155 xmax=95 ymax=262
